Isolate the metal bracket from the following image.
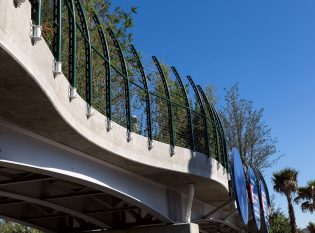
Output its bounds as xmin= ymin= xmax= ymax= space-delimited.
xmin=147 ymin=140 xmax=153 ymax=150
xmin=86 ymin=105 xmax=94 ymax=118
xmin=53 ymin=60 xmax=62 ymax=76
xmin=30 ymin=23 xmax=42 ymax=43
xmin=106 ymin=119 xmax=112 ymax=132
xmin=126 ymin=130 xmax=132 ymax=142
xmin=170 ymin=145 xmax=175 ymax=156
xmin=69 ymin=86 xmax=77 ymax=100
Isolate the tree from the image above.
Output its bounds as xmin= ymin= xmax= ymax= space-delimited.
xmin=202 ymin=84 xmax=217 ymax=106
xmin=269 ymin=208 xmax=291 ymax=233
xmin=219 ymin=84 xmax=279 ymax=170
xmin=0 ymin=221 xmax=41 ymax=233
xmin=307 ymin=222 xmax=315 ymax=233
xmin=295 ymin=180 xmax=315 ymax=214
xmin=40 ymin=0 xmax=138 ymax=121
xmin=268 ymin=207 xmax=304 ymax=233
xmin=272 ymin=168 xmax=299 ymax=233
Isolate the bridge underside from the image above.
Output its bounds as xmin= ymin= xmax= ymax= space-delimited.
xmin=195 ymin=220 xmax=238 ymax=233
xmin=0 ymin=164 xmax=239 ymax=233
xmin=0 ymin=166 xmax=161 ymax=233
xmin=0 ymin=120 xmax=240 ymax=233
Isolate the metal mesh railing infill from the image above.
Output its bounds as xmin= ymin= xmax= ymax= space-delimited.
xmin=30 ymin=0 xmax=230 ymax=171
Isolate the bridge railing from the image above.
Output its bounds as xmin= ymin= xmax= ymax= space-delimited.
xmin=28 ymin=0 xmax=230 ymax=172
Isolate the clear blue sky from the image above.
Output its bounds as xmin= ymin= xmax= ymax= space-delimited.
xmin=111 ymin=0 xmax=315 ymax=227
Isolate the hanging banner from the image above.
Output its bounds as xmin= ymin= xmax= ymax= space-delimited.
xmin=248 ymin=167 xmax=261 ymax=230
xmin=260 ymin=181 xmax=270 ymax=233
xmin=231 ymin=147 xmax=248 ymax=225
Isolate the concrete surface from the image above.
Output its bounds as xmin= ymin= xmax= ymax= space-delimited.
xmin=0 ymin=0 xmax=230 ymax=204
xmin=0 ymin=0 xmax=245 ymax=231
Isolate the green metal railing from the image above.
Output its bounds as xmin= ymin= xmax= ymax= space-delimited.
xmin=171 ymin=67 xmax=195 ymax=152
xmin=187 ymin=76 xmax=210 ymax=157
xmin=30 ymin=0 xmax=230 ymax=171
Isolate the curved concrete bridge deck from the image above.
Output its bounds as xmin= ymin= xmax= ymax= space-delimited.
xmin=0 ymin=1 xmax=241 ymax=232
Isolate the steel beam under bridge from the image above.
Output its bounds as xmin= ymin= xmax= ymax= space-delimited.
xmin=0 ymin=121 xmax=202 ymax=231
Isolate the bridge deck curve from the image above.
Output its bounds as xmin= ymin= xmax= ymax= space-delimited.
xmin=0 ymin=0 xmax=230 ymax=206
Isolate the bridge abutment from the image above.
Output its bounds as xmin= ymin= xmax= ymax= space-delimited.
xmin=102 ymin=223 xmax=199 ymax=233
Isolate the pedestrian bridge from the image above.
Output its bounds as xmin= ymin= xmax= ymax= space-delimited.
xmin=0 ymin=1 xmax=269 ymax=232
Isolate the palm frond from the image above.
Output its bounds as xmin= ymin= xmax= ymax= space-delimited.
xmin=272 ymin=168 xmax=298 ymax=195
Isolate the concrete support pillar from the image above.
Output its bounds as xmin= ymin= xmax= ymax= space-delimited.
xmin=102 ymin=223 xmax=199 ymax=233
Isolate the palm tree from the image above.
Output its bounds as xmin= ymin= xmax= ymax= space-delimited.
xmin=307 ymin=222 xmax=315 ymax=233
xmin=295 ymin=180 xmax=315 ymax=214
xmin=272 ymin=168 xmax=298 ymax=233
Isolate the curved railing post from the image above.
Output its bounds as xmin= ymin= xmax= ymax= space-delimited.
xmin=209 ymin=105 xmax=229 ymax=171
xmin=56 ymin=0 xmax=62 ymax=62
xmin=34 ymin=0 xmax=41 ymax=25
xmin=53 ymin=0 xmax=62 ymax=75
xmin=187 ymin=76 xmax=210 ymax=157
xmin=171 ymin=67 xmax=195 ymax=153
xmin=130 ymin=45 xmax=153 ymax=149
xmin=152 ymin=56 xmax=175 ymax=155
xmin=65 ymin=0 xmax=77 ymax=99
xmin=108 ymin=29 xmax=132 ymax=142
xmin=74 ymin=0 xmax=93 ymax=117
xmin=197 ymin=85 xmax=220 ymax=163
xmin=92 ymin=13 xmax=112 ymax=131
xmin=30 ymin=0 xmax=42 ymax=43
xmin=196 ymin=85 xmax=228 ymax=170
xmin=213 ymin=109 xmax=229 ymax=171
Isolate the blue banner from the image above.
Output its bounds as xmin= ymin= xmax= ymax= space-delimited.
xmin=260 ymin=181 xmax=270 ymax=233
xmin=231 ymin=148 xmax=248 ymax=225
xmin=248 ymin=167 xmax=261 ymax=230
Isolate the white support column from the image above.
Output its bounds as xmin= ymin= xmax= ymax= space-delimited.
xmin=185 ymin=184 xmax=194 ymax=223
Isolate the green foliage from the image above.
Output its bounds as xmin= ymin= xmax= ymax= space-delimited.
xmin=307 ymin=222 xmax=315 ymax=233
xmin=219 ymin=84 xmax=279 ymax=170
xmin=40 ymin=0 xmax=137 ymax=119
xmin=272 ymin=168 xmax=299 ymax=233
xmin=269 ymin=208 xmax=291 ymax=233
xmin=295 ymin=180 xmax=315 ymax=214
xmin=273 ymin=168 xmax=299 ymax=196
xmin=0 ymin=221 xmax=41 ymax=233
xmin=203 ymin=84 xmax=217 ymax=106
